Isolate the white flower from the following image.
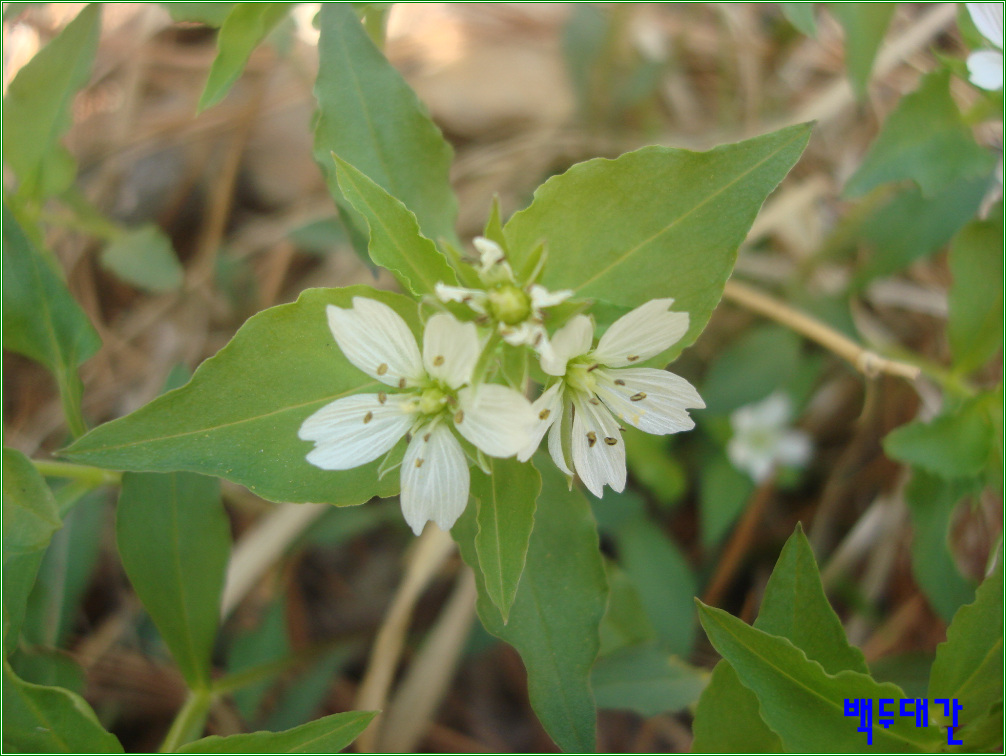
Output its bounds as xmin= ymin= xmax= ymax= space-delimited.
xmin=434 ymin=237 xmax=573 ymax=361
xmin=299 ymin=297 xmax=536 ymax=535
xmin=518 ymin=298 xmax=704 ymax=497
xmin=726 ymin=392 xmax=812 ymax=483
xmin=966 ymin=3 xmax=1004 ymax=90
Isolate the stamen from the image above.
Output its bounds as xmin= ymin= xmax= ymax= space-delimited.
xmin=589 ymin=397 xmax=600 ymax=405
xmin=454 ymin=410 xmax=465 ymax=424
xmin=423 ymin=432 xmax=431 ymax=442
xmin=377 ymin=363 xmax=389 ymax=375
xmin=363 ymin=411 xmax=373 ymax=424
xmin=630 ymin=392 xmax=647 ymax=402
xmin=398 ymin=378 xmax=407 ymax=389
xmin=433 ymin=355 xmax=445 ymax=366
xmin=378 ymin=392 xmax=387 ymax=404
xmin=614 ymin=379 xmax=626 ymax=386
xmin=415 ymin=458 xmax=424 ymax=468
xmin=604 ymin=437 xmax=617 ymax=446
xmin=587 ymin=431 xmax=597 ymax=447
xmin=586 ymin=363 xmax=600 ymax=372
xmin=533 ymin=332 xmax=543 ymax=346
xmin=539 ymin=408 xmax=551 ymax=420
xmin=627 ymin=355 xmax=640 ymax=362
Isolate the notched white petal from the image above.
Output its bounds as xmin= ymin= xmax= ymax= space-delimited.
xmin=423 ymin=312 xmax=479 ymax=389
xmin=327 ymin=298 xmax=423 ymax=387
xmin=473 ymin=236 xmax=506 ymax=269
xmin=529 ymin=284 xmax=573 ymax=310
xmin=967 ymin=3 xmax=1004 ymax=49
xmin=967 ymin=49 xmax=1004 ymax=90
xmin=456 ymin=383 xmax=536 ymax=458
xmin=541 ymin=314 xmax=594 ymax=376
xmin=570 ymin=395 xmax=626 ymax=498
xmin=592 ymin=298 xmax=688 ymax=367
xmin=300 ymin=393 xmax=413 ymax=470
xmin=435 ymin=283 xmax=488 ymax=314
xmin=518 ymin=383 xmax=563 ymax=462
xmin=400 ymin=423 xmax=470 ymax=535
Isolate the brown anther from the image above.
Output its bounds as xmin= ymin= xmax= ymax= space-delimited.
xmin=398 ymin=378 xmax=407 ymax=389
xmin=454 ymin=410 xmax=465 ymax=424
xmin=630 ymin=392 xmax=647 ymax=402
xmin=533 ymin=332 xmax=544 ymax=346
xmin=363 ymin=411 xmax=373 ymax=424
xmin=415 ymin=458 xmax=424 ymax=468
xmin=539 ymin=408 xmax=551 ymax=420
xmin=587 ymin=431 xmax=597 ymax=447
xmin=614 ymin=379 xmax=626 ymax=386
xmin=377 ymin=363 xmax=389 ymax=375
xmin=627 ymin=355 xmax=640 ymax=362
xmin=587 ymin=363 xmax=600 ymax=372
xmin=423 ymin=432 xmax=431 ymax=442
xmin=604 ymin=437 xmax=618 ymax=446
xmin=589 ymin=397 xmax=600 ymax=405
xmin=433 ymin=355 xmax=445 ymax=366
xmin=378 ymin=392 xmax=387 ymax=404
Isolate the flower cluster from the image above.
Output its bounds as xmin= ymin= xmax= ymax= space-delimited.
xmin=300 ymin=244 xmax=705 ymax=534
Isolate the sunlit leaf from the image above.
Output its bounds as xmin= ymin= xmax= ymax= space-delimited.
xmin=177 ymin=710 xmax=377 ymax=753
xmin=504 ymin=123 xmax=811 ymax=361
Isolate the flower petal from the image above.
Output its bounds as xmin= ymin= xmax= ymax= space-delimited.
xmin=327 ymin=298 xmax=424 ymax=387
xmin=529 ymin=284 xmax=574 ymax=310
xmin=776 ymin=430 xmax=812 ymax=468
xmin=456 ymin=383 xmax=536 ymax=458
xmin=474 ymin=236 xmax=506 ymax=269
xmin=967 ymin=3 xmax=1004 ymax=49
xmin=434 ymin=283 xmax=488 ymax=314
xmin=300 ymin=393 xmax=413 ymax=470
xmin=518 ymin=382 xmax=563 ymax=462
xmin=967 ymin=49 xmax=1004 ymax=90
xmin=547 ymin=398 xmax=574 ymax=476
xmin=423 ymin=312 xmax=479 ymax=389
xmin=591 ymin=298 xmax=689 ymax=367
xmin=400 ymin=423 xmax=470 ymax=535
xmin=541 ymin=314 xmax=593 ymax=376
xmin=570 ymin=393 xmax=626 ymax=498
xmin=727 ymin=435 xmax=774 ymax=483
xmin=595 ymin=367 xmax=703 ymax=435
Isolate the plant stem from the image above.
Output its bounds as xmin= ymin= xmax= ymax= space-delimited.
xmin=722 ymin=279 xmax=921 ymax=381
xmin=32 ymin=460 xmax=121 ymax=487
xmin=159 ymin=688 xmax=213 ymax=753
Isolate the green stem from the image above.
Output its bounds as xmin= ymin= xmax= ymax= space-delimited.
xmin=159 ymin=689 xmax=213 ymax=753
xmin=32 ymin=460 xmax=121 ymax=487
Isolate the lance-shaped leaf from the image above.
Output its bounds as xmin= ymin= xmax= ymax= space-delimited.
xmin=591 ymin=644 xmax=706 ymax=716
xmin=884 ymin=397 xmax=993 ymax=480
xmin=3 ymin=205 xmax=101 ymax=438
xmin=2 ymin=449 xmax=62 ymax=657
xmin=177 ymin=709 xmax=376 ymax=753
xmin=693 ymin=525 xmax=868 ymax=752
xmin=116 ymin=472 xmax=230 ymax=690
xmin=948 ymin=216 xmax=1004 ymax=375
xmin=1 ymin=4 xmax=100 ymax=199
xmin=928 ymin=554 xmax=1003 ymax=722
xmin=696 ymin=602 xmax=944 ymax=752
xmin=453 ymin=462 xmax=607 ymax=752
xmin=3 ymin=660 xmax=123 ymax=753
xmin=472 ymin=457 xmax=540 ymax=623
xmin=199 ymin=3 xmax=293 ymax=113
xmin=828 ymin=3 xmax=894 ymax=98
xmin=334 ymin=156 xmax=459 ymax=296
xmin=63 ymin=286 xmax=415 ymax=506
xmin=503 ymin=123 xmax=811 ymax=360
xmin=313 ymin=4 xmax=457 ymax=246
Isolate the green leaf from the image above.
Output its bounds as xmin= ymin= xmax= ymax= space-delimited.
xmin=199 ymin=3 xmax=293 ymax=112
xmin=884 ymin=398 xmax=993 ymax=479
xmin=313 ymin=4 xmax=457 ymax=246
xmin=2 ymin=205 xmax=101 ymax=438
xmin=615 ymin=516 xmax=697 ymax=656
xmin=1 ymin=4 xmax=100 ymax=199
xmin=904 ymin=471 xmax=976 ymax=621
xmin=333 ymin=156 xmax=459 ymax=296
xmin=623 ymin=429 xmax=685 ymax=508
xmin=63 ymin=286 xmax=413 ymax=505
xmin=948 ymin=215 xmax=1004 ymax=375
xmin=453 ymin=461 xmax=607 ymax=752
xmin=845 ymin=71 xmax=995 ymax=198
xmin=504 ymin=124 xmax=812 ymax=360
xmin=591 ymin=644 xmax=706 ymax=716
xmin=700 ymin=455 xmax=754 ymax=550
xmin=100 ymin=225 xmax=184 ymax=292
xmin=828 ymin=3 xmax=894 ymax=98
xmin=597 ymin=563 xmax=656 ymax=656
xmin=693 ymin=524 xmax=867 ymax=752
xmin=472 ymin=457 xmax=540 ymax=623
xmin=780 ymin=3 xmax=817 ymax=37
xmin=701 ymin=324 xmax=802 ymax=415
xmin=261 ymin=648 xmax=353 ymax=731
xmin=2 ymin=449 xmax=62 ymax=657
xmin=177 ymin=710 xmax=377 ymax=753
xmin=696 ymin=602 xmax=943 ymax=752
xmin=928 ymin=554 xmax=1003 ymax=722
xmin=2 ymin=659 xmax=123 ymax=753
xmin=162 ymin=3 xmax=237 ymax=26
xmin=116 ymin=472 xmax=230 ymax=690
xmin=227 ymin=597 xmax=291 ymax=722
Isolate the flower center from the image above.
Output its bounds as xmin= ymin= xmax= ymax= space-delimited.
xmin=566 ymin=361 xmax=599 ymax=394
xmin=418 ymin=386 xmax=449 ymax=416
xmin=487 ymin=284 xmax=531 ymax=325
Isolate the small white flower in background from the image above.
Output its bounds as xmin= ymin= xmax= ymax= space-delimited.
xmin=299 ymin=297 xmax=536 ymax=535
xmin=435 ymin=237 xmax=573 ymax=362
xmin=966 ymin=3 xmax=1004 ymax=90
xmin=726 ymin=392 xmax=812 ymax=483
xmin=518 ymin=298 xmax=705 ymax=498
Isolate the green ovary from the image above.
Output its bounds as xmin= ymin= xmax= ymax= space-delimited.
xmin=487 ymin=284 xmax=531 ymax=325
xmin=418 ymin=386 xmax=449 ymax=415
